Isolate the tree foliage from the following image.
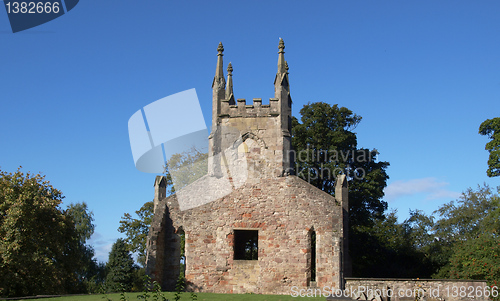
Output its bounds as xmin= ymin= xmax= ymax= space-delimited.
xmin=433 ymin=184 xmax=500 ymax=284
xmin=292 ymin=102 xmax=389 ymax=228
xmin=0 ymin=168 xmax=101 ymax=297
xmin=349 ymin=209 xmax=440 ymax=278
xmin=105 ymin=238 xmax=136 ymax=292
xmin=65 ymin=202 xmax=105 ymax=293
xmin=354 ymin=185 xmax=500 ymax=280
xmin=0 ymin=168 xmax=69 ymax=296
xmin=118 ymin=201 xmax=153 ymax=267
xmin=479 ymin=117 xmax=500 ymax=177
xmin=66 ymin=202 xmax=95 ymax=243
xmin=292 ymin=103 xmax=360 ymax=194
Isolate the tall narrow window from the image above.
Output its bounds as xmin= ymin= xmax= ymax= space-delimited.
xmin=178 ymin=228 xmax=186 ymax=277
xmin=233 ymin=229 xmax=258 ymax=260
xmin=311 ymin=230 xmax=316 ymax=282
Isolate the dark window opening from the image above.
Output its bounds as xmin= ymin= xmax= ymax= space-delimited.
xmin=311 ymin=230 xmax=316 ymax=282
xmin=178 ymin=228 xmax=186 ymax=277
xmin=233 ymin=229 xmax=258 ymax=260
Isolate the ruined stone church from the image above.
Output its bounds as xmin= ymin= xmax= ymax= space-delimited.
xmin=145 ymin=39 xmax=350 ymax=295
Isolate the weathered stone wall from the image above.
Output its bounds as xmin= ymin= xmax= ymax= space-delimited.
xmin=218 ymin=114 xmax=289 ymax=179
xmin=147 ymin=175 xmax=346 ymax=295
xmin=145 ymin=193 xmax=180 ymax=290
xmin=343 ymin=278 xmax=489 ymax=301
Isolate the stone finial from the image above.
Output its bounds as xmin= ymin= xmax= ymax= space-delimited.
xmin=213 ymin=42 xmax=226 ymax=89
xmin=226 ymin=62 xmax=235 ymax=104
xmin=277 ymin=38 xmax=286 ymax=74
xmin=217 ymin=42 xmax=224 ymax=55
xmin=278 ymin=38 xmax=285 ymax=53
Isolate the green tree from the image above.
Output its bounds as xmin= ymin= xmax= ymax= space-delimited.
xmin=292 ymin=103 xmax=360 ymax=195
xmin=433 ymin=184 xmax=500 ymax=284
xmin=105 ymin=238 xmax=136 ymax=292
xmin=291 ymin=102 xmax=390 ymax=276
xmin=446 ymin=233 xmax=500 ymax=301
xmin=403 ymin=210 xmax=446 ymax=275
xmin=0 ymin=168 xmax=90 ymax=296
xmin=65 ymin=202 xmax=105 ymax=293
xmin=292 ymin=102 xmax=389 ymax=227
xmin=66 ymin=202 xmax=95 ymax=242
xmin=362 ymin=210 xmax=416 ymax=277
xmin=118 ymin=201 xmax=153 ymax=267
xmin=434 ymin=185 xmax=499 ymax=241
xmin=365 ymin=185 xmax=500 ymax=280
xmin=351 ymin=209 xmax=437 ymax=278
xmin=479 ymin=117 xmax=500 ymax=177
xmin=84 ymin=261 xmax=106 ymax=294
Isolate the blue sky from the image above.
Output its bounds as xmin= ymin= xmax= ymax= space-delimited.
xmin=1 ymin=1 xmax=499 ymax=262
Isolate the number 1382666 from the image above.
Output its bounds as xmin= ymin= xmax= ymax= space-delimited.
xmin=5 ymin=2 xmax=60 ymax=14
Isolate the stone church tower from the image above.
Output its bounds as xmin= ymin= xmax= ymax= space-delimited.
xmin=145 ymin=40 xmax=350 ymax=294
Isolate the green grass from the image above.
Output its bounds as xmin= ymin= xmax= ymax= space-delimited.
xmin=20 ymin=292 xmax=325 ymax=301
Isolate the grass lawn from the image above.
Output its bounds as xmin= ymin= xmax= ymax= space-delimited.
xmin=20 ymin=292 xmax=326 ymax=301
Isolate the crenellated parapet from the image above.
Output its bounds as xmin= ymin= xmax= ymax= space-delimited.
xmin=220 ymin=98 xmax=281 ymax=118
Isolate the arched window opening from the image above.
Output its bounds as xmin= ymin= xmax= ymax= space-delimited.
xmin=310 ymin=230 xmax=316 ymax=282
xmin=177 ymin=227 xmax=186 ymax=278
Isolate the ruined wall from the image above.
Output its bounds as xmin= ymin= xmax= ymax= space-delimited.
xmin=145 ymin=195 xmax=180 ymax=290
xmin=343 ymin=278 xmax=490 ymax=301
xmin=148 ymin=175 xmax=345 ymax=295
xmin=145 ymin=40 xmax=348 ymax=295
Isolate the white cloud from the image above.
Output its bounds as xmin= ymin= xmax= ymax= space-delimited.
xmin=384 ymin=177 xmax=461 ymax=202
xmin=94 ymin=243 xmax=113 ymax=263
xmin=88 ymin=232 xmax=116 ymax=263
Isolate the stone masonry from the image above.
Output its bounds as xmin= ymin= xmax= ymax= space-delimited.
xmin=145 ymin=40 xmax=350 ymax=295
xmin=341 ymin=278 xmax=489 ymax=301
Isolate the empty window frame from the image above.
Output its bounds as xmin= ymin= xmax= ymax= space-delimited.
xmin=233 ymin=229 xmax=258 ymax=260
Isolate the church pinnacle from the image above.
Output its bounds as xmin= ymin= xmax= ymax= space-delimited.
xmin=226 ymin=62 xmax=235 ymax=105
xmin=211 ymin=42 xmax=226 ymax=133
xmin=277 ymin=38 xmax=286 ymax=74
xmin=213 ymin=42 xmax=225 ymax=86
